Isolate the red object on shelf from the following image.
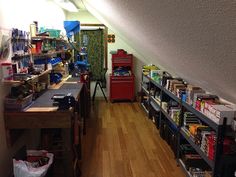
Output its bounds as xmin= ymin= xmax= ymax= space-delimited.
xmin=36 ymin=41 xmax=42 ymax=53
xmin=110 ymin=49 xmax=135 ymax=102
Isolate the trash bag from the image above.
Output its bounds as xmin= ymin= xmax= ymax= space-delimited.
xmin=13 ymin=150 xmax=53 ymax=177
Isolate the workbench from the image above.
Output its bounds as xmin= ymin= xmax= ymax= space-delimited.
xmin=4 ymin=77 xmax=90 ymax=177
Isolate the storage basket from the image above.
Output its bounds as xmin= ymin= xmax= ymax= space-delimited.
xmin=5 ymin=94 xmax=33 ymax=111
xmin=46 ymin=29 xmax=61 ymax=38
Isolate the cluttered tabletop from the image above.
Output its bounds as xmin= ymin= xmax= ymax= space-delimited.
xmin=4 ymin=76 xmax=85 ymax=129
xmin=29 ymin=83 xmax=83 ymax=108
xmin=26 ymin=76 xmax=83 ymax=111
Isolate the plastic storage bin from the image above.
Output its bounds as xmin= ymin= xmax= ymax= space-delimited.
xmin=46 ymin=29 xmax=61 ymax=38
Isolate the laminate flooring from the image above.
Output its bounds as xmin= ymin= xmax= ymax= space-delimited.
xmin=81 ymin=100 xmax=185 ymax=177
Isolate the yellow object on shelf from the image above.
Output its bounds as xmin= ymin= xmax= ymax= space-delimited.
xmin=143 ymin=65 xmax=159 ymax=70
xmin=189 ymin=124 xmax=200 ymax=136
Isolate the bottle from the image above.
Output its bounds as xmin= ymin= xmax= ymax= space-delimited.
xmin=30 ymin=24 xmax=36 ymax=37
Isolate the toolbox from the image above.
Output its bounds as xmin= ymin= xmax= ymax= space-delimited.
xmin=110 ymin=49 xmax=135 ymax=102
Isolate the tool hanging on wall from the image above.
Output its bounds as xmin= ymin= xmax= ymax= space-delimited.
xmin=0 ymin=31 xmax=10 ymax=60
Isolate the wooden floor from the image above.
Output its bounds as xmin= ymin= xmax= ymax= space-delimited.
xmin=81 ymin=100 xmax=185 ymax=177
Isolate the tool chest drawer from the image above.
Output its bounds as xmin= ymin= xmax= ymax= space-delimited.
xmin=110 ymin=75 xmax=135 ymax=102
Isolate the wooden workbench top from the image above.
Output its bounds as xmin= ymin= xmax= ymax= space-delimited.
xmin=4 ymin=76 xmax=84 ymax=129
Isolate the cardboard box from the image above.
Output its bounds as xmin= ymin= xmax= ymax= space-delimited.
xmin=225 ymin=104 xmax=236 ymax=117
xmin=169 ymin=80 xmax=183 ymax=92
xmin=205 ymin=104 xmax=235 ymax=125
xmin=193 ymin=93 xmax=218 ymax=109
xmin=214 ymin=105 xmax=234 ymax=124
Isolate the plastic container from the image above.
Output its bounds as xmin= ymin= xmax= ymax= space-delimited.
xmin=50 ymin=73 xmax=62 ymax=84
xmin=1 ymin=63 xmax=13 ymax=81
xmin=5 ymin=94 xmax=33 ymax=111
xmin=46 ymin=29 xmax=61 ymax=38
xmin=13 ymin=150 xmax=53 ymax=177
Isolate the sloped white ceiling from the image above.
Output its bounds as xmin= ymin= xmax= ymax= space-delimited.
xmin=80 ymin=0 xmax=236 ymax=103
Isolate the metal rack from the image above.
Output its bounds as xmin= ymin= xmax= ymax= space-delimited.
xmin=139 ymin=71 xmax=230 ymax=177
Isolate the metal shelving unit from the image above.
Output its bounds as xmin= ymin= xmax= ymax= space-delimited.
xmin=139 ymin=70 xmax=230 ymax=177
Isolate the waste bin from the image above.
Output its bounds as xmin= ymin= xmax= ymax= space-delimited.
xmin=13 ymin=150 xmax=53 ymax=177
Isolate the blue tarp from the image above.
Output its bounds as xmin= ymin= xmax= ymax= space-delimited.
xmin=63 ymin=21 xmax=80 ymax=37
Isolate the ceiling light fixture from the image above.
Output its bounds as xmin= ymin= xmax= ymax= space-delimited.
xmin=54 ymin=0 xmax=79 ymax=12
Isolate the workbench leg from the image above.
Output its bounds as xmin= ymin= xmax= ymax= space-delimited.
xmin=62 ymin=128 xmax=75 ymax=177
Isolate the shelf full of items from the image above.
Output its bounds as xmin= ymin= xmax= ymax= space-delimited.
xmin=139 ymin=64 xmax=236 ymax=177
xmin=1 ymin=24 xmax=70 ymax=112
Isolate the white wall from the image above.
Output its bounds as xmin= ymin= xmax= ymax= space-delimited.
xmin=0 ymin=0 xmax=65 ymax=31
xmin=0 ymin=0 xmax=66 ymax=176
xmin=66 ymin=10 xmax=101 ymax=24
xmin=82 ymin=0 xmax=236 ymax=104
xmin=106 ymin=28 xmax=147 ymax=97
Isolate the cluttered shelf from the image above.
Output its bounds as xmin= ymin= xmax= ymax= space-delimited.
xmin=141 ymin=67 xmax=234 ymax=130
xmin=139 ymin=64 xmax=236 ymax=177
xmin=182 ymin=101 xmax=218 ymax=131
xmin=32 ymin=50 xmax=66 ymax=58
xmin=2 ymin=69 xmax=51 ymax=85
xmin=31 ymin=36 xmax=66 ymax=41
xmin=150 ymin=77 xmax=162 ymax=89
xmin=160 ymin=107 xmax=179 ymax=129
xmin=180 ymin=128 xmax=214 ymax=168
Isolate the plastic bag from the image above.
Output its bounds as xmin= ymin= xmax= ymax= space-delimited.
xmin=13 ymin=150 xmax=53 ymax=177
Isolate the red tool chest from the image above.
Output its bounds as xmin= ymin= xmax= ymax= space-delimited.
xmin=110 ymin=49 xmax=135 ymax=102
